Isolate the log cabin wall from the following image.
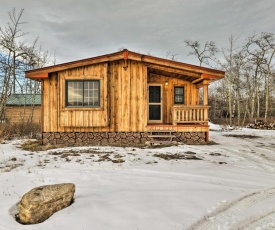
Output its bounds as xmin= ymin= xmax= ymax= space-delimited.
xmin=42 ymin=72 xmax=59 ymax=132
xmin=108 ymin=60 xmax=147 ymax=132
xmin=59 ymin=63 xmax=108 ymax=132
xmin=42 ymin=60 xmax=147 ymax=133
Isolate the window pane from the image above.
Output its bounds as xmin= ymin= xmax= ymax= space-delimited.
xmin=149 ymin=86 xmax=161 ymax=103
xmin=83 ymin=81 xmax=100 ymax=106
xmin=175 ymin=95 xmax=183 ymax=103
xmin=175 ymin=87 xmax=183 ymax=94
xmin=67 ymin=81 xmax=83 ymax=106
xmin=149 ymin=105 xmax=161 ymax=120
xmin=174 ymin=86 xmax=184 ymax=104
xmin=66 ymin=80 xmax=100 ymax=107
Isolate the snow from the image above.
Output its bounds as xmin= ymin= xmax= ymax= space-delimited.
xmin=0 ymin=125 xmax=275 ymax=230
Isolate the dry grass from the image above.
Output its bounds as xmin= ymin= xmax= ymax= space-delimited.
xmin=0 ymin=157 xmax=25 ymax=173
xmin=20 ymin=140 xmax=42 ymax=151
xmin=20 ymin=140 xmax=61 ymax=152
xmin=60 ymin=153 xmax=81 ymax=158
xmin=0 ymin=122 xmax=40 ymax=140
xmin=112 ymin=159 xmax=125 ymax=163
xmin=223 ymin=134 xmax=261 ymax=139
xmin=153 ymin=153 xmax=202 ymax=160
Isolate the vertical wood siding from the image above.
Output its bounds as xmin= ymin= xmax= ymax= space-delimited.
xmin=42 ymin=60 xmax=198 ymax=132
xmin=42 ymin=60 xmax=148 ymax=132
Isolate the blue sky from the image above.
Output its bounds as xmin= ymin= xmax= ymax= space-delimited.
xmin=0 ymin=0 xmax=274 ymax=66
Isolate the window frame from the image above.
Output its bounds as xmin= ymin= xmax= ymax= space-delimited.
xmin=148 ymin=83 xmax=163 ymax=123
xmin=174 ymin=86 xmax=185 ymax=104
xmin=65 ymin=80 xmax=100 ymax=108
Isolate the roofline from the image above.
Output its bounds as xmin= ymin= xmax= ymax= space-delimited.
xmin=126 ymin=50 xmax=224 ymax=76
xmin=7 ymin=93 xmax=41 ymax=95
xmin=25 ymin=49 xmax=225 ymax=80
xmin=25 ymin=50 xmax=125 ymax=79
xmin=6 ymin=103 xmax=41 ymax=106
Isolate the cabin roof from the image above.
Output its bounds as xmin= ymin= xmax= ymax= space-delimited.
xmin=25 ymin=49 xmax=225 ymax=83
xmin=6 ymin=94 xmax=41 ymax=106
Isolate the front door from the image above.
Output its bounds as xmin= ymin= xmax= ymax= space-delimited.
xmin=148 ymin=85 xmax=162 ymax=123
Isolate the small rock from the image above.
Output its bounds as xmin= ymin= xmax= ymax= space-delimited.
xmin=17 ymin=183 xmax=75 ymax=224
xmin=145 ymin=141 xmax=151 ymax=146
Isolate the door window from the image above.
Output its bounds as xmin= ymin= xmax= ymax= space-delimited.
xmin=148 ymin=85 xmax=162 ymax=122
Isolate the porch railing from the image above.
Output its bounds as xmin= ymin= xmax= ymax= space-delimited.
xmin=172 ymin=105 xmax=209 ymax=125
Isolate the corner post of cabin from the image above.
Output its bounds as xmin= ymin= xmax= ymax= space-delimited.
xmin=202 ymin=80 xmax=210 ymax=142
xmin=202 ymin=80 xmax=209 ymax=122
xmin=202 ymin=80 xmax=209 ymax=106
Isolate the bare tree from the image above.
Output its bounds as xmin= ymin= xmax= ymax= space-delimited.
xmin=184 ymin=39 xmax=219 ymax=66
xmin=208 ymin=32 xmax=275 ymax=126
xmin=0 ymin=8 xmax=51 ymax=122
xmin=246 ymin=32 xmax=275 ymax=120
xmin=165 ymin=51 xmax=178 ymax=61
xmin=216 ymin=35 xmax=246 ymax=126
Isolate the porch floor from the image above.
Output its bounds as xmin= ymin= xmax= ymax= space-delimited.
xmin=146 ymin=123 xmax=209 ymax=132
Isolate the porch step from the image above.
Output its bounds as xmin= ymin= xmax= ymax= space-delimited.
xmin=148 ymin=135 xmax=176 ymax=138
xmin=149 ymin=140 xmax=175 ymax=145
xmin=147 ymin=130 xmax=176 ymax=145
xmin=148 ymin=130 xmax=176 ymax=133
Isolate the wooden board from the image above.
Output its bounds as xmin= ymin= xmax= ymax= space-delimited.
xmin=5 ymin=106 xmax=41 ymax=123
xmin=41 ymin=59 xmax=202 ymax=133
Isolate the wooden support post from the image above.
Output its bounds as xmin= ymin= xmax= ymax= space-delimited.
xmin=205 ymin=132 xmax=209 ymax=142
xmin=203 ymin=80 xmax=209 ymax=106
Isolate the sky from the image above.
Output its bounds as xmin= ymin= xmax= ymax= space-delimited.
xmin=0 ymin=0 xmax=274 ymax=66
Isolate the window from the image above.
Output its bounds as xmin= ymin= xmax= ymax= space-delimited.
xmin=66 ymin=80 xmax=100 ymax=107
xmin=174 ymin=86 xmax=184 ymax=104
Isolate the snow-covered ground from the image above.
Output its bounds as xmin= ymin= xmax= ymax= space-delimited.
xmin=0 ymin=124 xmax=275 ymax=230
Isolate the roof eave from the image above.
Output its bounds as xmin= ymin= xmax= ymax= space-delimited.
xmin=25 ymin=49 xmax=225 ymax=80
xmin=25 ymin=50 xmax=126 ymax=80
xmin=128 ymin=52 xmax=224 ymax=78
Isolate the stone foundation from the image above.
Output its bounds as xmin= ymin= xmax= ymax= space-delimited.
xmin=174 ymin=132 xmax=206 ymax=144
xmin=42 ymin=132 xmax=206 ymax=145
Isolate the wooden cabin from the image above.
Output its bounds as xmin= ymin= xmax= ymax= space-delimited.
xmin=5 ymin=94 xmax=41 ymax=124
xmin=25 ymin=50 xmax=224 ymax=145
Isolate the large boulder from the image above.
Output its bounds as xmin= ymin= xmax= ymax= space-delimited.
xmin=17 ymin=183 xmax=75 ymax=224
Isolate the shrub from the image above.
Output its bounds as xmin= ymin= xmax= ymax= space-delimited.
xmin=0 ymin=122 xmax=40 ymax=140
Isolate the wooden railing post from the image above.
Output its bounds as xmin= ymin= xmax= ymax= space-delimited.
xmin=172 ymin=107 xmax=176 ymax=125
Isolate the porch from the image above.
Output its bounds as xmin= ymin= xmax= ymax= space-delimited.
xmin=147 ymin=105 xmax=209 ymax=130
xmin=146 ymin=105 xmax=210 ymax=143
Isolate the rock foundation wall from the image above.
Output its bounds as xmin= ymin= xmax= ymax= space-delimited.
xmin=42 ymin=132 xmax=206 ymax=145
